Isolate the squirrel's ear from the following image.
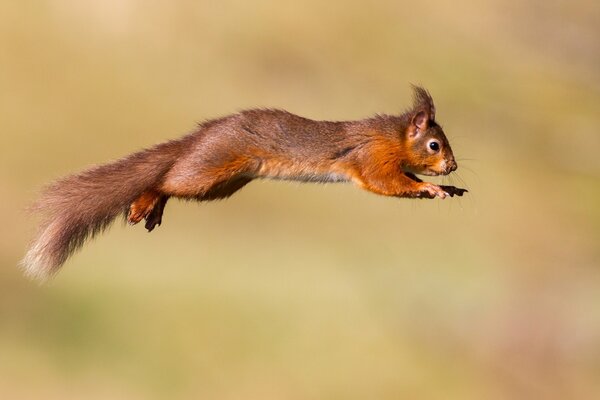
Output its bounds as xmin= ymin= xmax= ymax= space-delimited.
xmin=409 ymin=110 xmax=429 ymax=137
xmin=411 ymin=85 xmax=436 ymax=121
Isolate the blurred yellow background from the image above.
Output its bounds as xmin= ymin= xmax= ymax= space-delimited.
xmin=1 ymin=1 xmax=599 ymax=399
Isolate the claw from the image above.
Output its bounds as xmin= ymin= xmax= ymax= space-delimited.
xmin=144 ymin=213 xmax=162 ymax=232
xmin=440 ymin=185 xmax=468 ymax=197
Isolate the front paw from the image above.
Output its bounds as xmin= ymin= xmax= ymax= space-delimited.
xmin=439 ymin=185 xmax=468 ymax=197
xmin=417 ymin=182 xmax=449 ymax=199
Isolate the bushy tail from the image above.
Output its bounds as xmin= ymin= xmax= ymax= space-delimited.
xmin=21 ymin=139 xmax=185 ymax=281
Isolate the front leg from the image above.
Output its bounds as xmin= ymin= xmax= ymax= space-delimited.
xmin=353 ymin=168 xmax=462 ymax=200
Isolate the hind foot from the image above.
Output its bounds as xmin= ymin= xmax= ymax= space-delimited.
xmin=144 ymin=195 xmax=168 ymax=232
xmin=128 ymin=191 xmax=168 ymax=231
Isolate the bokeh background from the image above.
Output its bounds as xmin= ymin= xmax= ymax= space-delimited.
xmin=1 ymin=1 xmax=599 ymax=399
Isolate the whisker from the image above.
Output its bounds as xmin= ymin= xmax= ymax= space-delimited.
xmin=452 ymin=171 xmax=463 ymax=184
xmin=454 ymin=171 xmax=478 ymax=211
xmin=457 ymin=164 xmax=478 ymax=172
xmin=453 ymin=172 xmax=468 ymax=189
xmin=456 ymin=166 xmax=481 ymax=186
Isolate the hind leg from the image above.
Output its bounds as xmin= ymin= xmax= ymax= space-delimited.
xmin=162 ymin=173 xmax=253 ymax=203
xmin=131 ymin=175 xmax=250 ymax=231
xmin=160 ymin=155 xmax=258 ymax=201
xmin=201 ymin=176 xmax=253 ymax=201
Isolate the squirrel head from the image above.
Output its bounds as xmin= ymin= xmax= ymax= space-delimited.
xmin=402 ymin=86 xmax=457 ymax=176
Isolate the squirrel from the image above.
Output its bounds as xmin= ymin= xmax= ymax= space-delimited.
xmin=22 ymin=85 xmax=467 ymax=280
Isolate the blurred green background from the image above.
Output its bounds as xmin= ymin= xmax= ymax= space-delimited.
xmin=1 ymin=1 xmax=599 ymax=399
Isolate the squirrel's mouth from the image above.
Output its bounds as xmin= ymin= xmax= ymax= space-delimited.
xmin=422 ymin=160 xmax=457 ymax=176
xmin=403 ymin=161 xmax=457 ymax=177
xmin=421 ymin=168 xmax=448 ymax=176
xmin=421 ymin=170 xmax=445 ymax=176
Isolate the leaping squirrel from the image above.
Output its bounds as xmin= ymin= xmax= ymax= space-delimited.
xmin=23 ymin=86 xmax=467 ymax=280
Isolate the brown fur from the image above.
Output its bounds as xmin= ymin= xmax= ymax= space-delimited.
xmin=22 ymin=86 xmax=466 ymax=280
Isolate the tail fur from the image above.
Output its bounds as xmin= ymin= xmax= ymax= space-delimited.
xmin=21 ymin=139 xmax=185 ymax=281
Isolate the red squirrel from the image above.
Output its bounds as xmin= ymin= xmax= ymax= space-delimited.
xmin=22 ymin=86 xmax=466 ymax=279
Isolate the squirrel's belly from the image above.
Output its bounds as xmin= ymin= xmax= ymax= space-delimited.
xmin=257 ymin=159 xmax=350 ymax=183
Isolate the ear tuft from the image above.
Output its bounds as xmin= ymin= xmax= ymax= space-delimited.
xmin=411 ymin=85 xmax=436 ymax=121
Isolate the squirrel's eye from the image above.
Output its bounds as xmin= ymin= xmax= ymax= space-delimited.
xmin=428 ymin=140 xmax=440 ymax=152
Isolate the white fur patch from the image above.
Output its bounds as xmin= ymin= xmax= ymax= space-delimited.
xmin=20 ymin=219 xmax=62 ymax=281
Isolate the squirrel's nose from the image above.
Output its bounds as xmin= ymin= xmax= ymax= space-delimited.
xmin=448 ymin=159 xmax=457 ymax=172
